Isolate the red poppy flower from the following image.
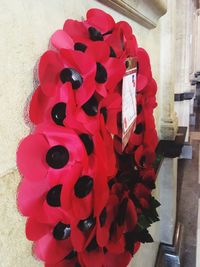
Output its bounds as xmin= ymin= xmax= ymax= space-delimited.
xmin=63 ymin=9 xmax=115 ymax=45
xmin=144 ymin=127 xmax=158 ymax=152
xmin=17 ymin=124 xmax=88 ymax=183
xmin=133 ymin=183 xmax=151 ymax=209
xmin=59 ymin=131 xmax=111 ymax=222
xmin=68 ymin=194 xmax=116 ymax=253
xmin=52 ymin=38 xmax=126 ymax=98
xmin=51 ymin=9 xmax=115 ymax=65
xmin=136 ymin=48 xmax=152 ymax=92
xmin=103 ymin=251 xmax=132 ymax=267
xmin=96 ymin=195 xmax=118 ymax=248
xmin=29 ymin=84 xmax=76 ymax=126
xmin=140 ymin=168 xmax=156 ymax=181
xmin=17 ymin=159 xmax=83 ymax=220
xmin=140 ymin=168 xmax=156 ymax=190
xmin=99 ymin=92 xmax=122 ymax=135
xmin=126 ymin=110 xmax=145 ymax=153
xmin=38 ymin=49 xmax=96 ymax=106
xmin=78 ymin=237 xmax=104 ymax=267
xmin=86 ymin=8 xmax=115 ymax=34
xmin=134 ymin=145 xmax=156 ymax=169
xmin=142 ymin=78 xmax=157 ymax=109
xmin=143 ymin=109 xmax=158 ymax=151
xmin=99 ymin=118 xmax=117 ymax=178
xmin=106 ymin=21 xmax=138 ymax=60
xmin=64 ymin=184 xmax=136 ymax=256
xmin=86 ymin=42 xmax=126 ymax=97
xmin=28 ymin=218 xmax=73 ymax=264
xmin=114 ymin=198 xmax=138 ymax=242
xmin=60 ymin=150 xmax=109 ymax=221
xmin=113 ymin=135 xmax=123 ymax=155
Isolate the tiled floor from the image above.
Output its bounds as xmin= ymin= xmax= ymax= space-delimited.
xmin=197 ymin=199 xmax=200 ymax=267
xmin=177 ymin=106 xmax=200 ymax=267
xmin=177 ymin=143 xmax=199 ymax=267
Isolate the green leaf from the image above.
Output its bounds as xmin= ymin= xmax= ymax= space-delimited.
xmin=137 ymin=229 xmax=154 ymax=243
xmin=150 ymin=196 xmax=161 ymax=208
xmin=144 ymin=208 xmax=160 ymax=223
xmin=137 ymin=214 xmax=151 ymax=229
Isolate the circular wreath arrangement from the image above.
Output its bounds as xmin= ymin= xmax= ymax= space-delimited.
xmin=17 ymin=8 xmax=160 ymax=267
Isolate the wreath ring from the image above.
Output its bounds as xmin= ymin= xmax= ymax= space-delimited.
xmin=17 ymin=8 xmax=159 ymax=267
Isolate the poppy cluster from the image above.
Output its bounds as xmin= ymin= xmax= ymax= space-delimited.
xmin=17 ymin=8 xmax=159 ymax=267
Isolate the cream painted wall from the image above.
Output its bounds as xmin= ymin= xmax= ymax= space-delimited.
xmin=0 ymin=0 xmax=162 ymax=266
xmin=0 ymin=170 xmax=43 ymax=267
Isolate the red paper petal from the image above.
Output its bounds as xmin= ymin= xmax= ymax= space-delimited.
xmin=63 ymin=19 xmax=89 ymax=40
xmin=106 ymin=58 xmax=126 ymax=91
xmin=39 ymin=50 xmax=62 ymax=96
xmin=26 ymin=217 xmax=51 ymax=241
xmin=104 ymin=251 xmax=132 ymax=267
xmin=80 ymin=250 xmax=104 ymax=267
xmin=17 ymin=178 xmax=47 ymax=216
xmin=85 ymin=41 xmax=110 ymax=62
xmin=34 ymin=233 xmax=72 ymax=264
xmin=136 ymin=74 xmax=148 ymax=92
xmin=17 ymin=134 xmax=49 ymax=181
xmin=51 ymin=30 xmax=74 ymax=50
xmin=86 ymin=8 xmax=115 ymax=33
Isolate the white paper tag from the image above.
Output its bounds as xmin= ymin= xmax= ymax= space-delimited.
xmin=122 ymin=59 xmax=137 ymax=151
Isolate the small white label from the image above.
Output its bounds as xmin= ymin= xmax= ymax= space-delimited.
xmin=122 ymin=61 xmax=137 ymax=151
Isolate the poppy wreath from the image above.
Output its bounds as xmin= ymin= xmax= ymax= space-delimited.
xmin=17 ymin=8 xmax=160 ymax=267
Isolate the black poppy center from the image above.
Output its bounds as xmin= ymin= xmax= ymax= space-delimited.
xmin=60 ymin=68 xmax=83 ymax=89
xmin=51 ymin=102 xmax=66 ymax=126
xmin=137 ymin=104 xmax=142 ymax=115
xmin=108 ymin=178 xmax=115 ymax=190
xmin=134 ymin=123 xmax=144 ymax=134
xmin=137 ymin=62 xmax=139 ymax=74
xmin=78 ymin=215 xmax=96 ymax=232
xmin=109 ymin=222 xmax=117 ymax=240
xmin=82 ymin=95 xmax=98 ymax=116
xmin=99 ymin=207 xmax=107 ymax=227
xmin=124 ymin=231 xmax=135 ymax=253
xmin=116 ymin=198 xmax=128 ymax=226
xmin=103 ymin=247 xmax=108 ymax=254
xmin=100 ymin=107 xmax=108 ymax=123
xmin=74 ymin=175 xmax=93 ymax=198
xmin=95 ymin=62 xmax=107 ymax=84
xmin=144 ymin=180 xmax=156 ymax=190
xmin=65 ymin=250 xmax=77 ymax=260
xmin=53 ymin=222 xmax=71 ymax=240
xmin=79 ymin=134 xmax=94 ymax=155
xmin=140 ymin=155 xmax=146 ymax=167
xmin=46 ymin=184 xmax=62 ymax=207
xmin=117 ymin=112 xmax=122 ymax=129
xmin=46 ymin=145 xmax=69 ymax=169
xmin=74 ymin=42 xmax=87 ymax=52
xmin=88 ymin=27 xmax=103 ymax=41
xmin=86 ymin=236 xmax=98 ymax=252
xmin=109 ymin=46 xmax=116 ymax=58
